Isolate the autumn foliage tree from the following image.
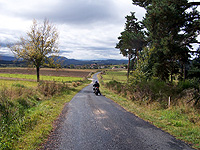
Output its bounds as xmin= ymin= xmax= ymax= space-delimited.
xmin=11 ymin=19 xmax=59 ymax=82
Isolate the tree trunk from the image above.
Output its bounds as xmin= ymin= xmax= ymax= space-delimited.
xmin=171 ymin=71 xmax=173 ymax=83
xmin=180 ymin=62 xmax=185 ymax=81
xmin=181 ymin=63 xmax=183 ymax=80
xmin=183 ymin=63 xmax=186 ymax=81
xmin=127 ymin=54 xmax=131 ymax=79
xmin=36 ymin=66 xmax=40 ymax=82
xmin=136 ymin=48 xmax=139 ymax=67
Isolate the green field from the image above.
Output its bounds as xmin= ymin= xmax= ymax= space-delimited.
xmin=0 ymin=73 xmax=82 ymax=82
xmin=102 ymin=71 xmax=127 ymax=83
xmin=0 ymin=79 xmax=38 ymax=89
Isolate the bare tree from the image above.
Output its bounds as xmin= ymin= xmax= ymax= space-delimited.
xmin=11 ymin=19 xmax=59 ymax=82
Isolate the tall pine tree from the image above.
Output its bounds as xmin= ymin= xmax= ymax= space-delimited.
xmin=132 ymin=0 xmax=200 ymax=81
xmin=116 ymin=12 xmax=145 ymax=78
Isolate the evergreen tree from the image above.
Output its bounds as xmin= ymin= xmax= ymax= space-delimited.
xmin=116 ymin=12 xmax=145 ymax=78
xmin=132 ymin=0 xmax=200 ymax=81
xmin=188 ymin=47 xmax=200 ymax=79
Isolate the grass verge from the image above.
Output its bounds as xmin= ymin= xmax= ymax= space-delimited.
xmin=15 ymin=83 xmax=88 ymax=150
xmin=99 ymin=80 xmax=200 ymax=149
xmin=0 ymin=80 xmax=90 ymax=150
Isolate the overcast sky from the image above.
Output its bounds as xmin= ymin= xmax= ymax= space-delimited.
xmin=0 ymin=0 xmax=199 ymax=60
xmin=0 ymin=0 xmax=147 ymax=60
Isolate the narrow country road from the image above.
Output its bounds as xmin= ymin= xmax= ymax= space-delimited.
xmin=42 ymin=73 xmax=193 ymax=150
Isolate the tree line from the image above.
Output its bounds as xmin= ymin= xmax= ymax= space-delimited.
xmin=116 ymin=0 xmax=200 ymax=82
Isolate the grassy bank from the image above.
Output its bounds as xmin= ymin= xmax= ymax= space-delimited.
xmin=0 ymin=77 xmax=90 ymax=149
xmin=15 ymin=83 xmax=89 ymax=149
xmin=99 ymin=71 xmax=200 ymax=149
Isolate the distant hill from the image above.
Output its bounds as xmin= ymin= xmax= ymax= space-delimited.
xmin=0 ymin=55 xmax=16 ymax=61
xmin=0 ymin=55 xmax=25 ymax=67
xmin=0 ymin=55 xmax=128 ymax=66
xmin=49 ymin=56 xmax=128 ymax=66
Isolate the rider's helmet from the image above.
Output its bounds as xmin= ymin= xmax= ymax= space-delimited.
xmin=95 ymin=81 xmax=98 ymax=83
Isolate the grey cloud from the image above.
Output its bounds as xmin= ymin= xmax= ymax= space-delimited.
xmin=53 ymin=0 xmax=116 ymax=24
xmin=0 ymin=29 xmax=22 ymax=43
xmin=83 ymin=46 xmax=114 ymax=51
xmin=6 ymin=0 xmax=117 ymax=25
xmin=0 ymin=47 xmax=13 ymax=56
xmin=60 ymin=50 xmax=73 ymax=54
xmin=0 ymin=0 xmax=137 ymax=60
xmin=0 ymin=41 xmax=15 ymax=48
xmin=78 ymin=46 xmax=121 ymax=57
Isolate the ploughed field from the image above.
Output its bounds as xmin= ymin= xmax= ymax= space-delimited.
xmin=0 ymin=68 xmax=91 ymax=77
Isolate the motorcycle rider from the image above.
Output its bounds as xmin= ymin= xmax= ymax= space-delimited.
xmin=93 ymin=81 xmax=100 ymax=88
xmin=93 ymin=81 xmax=101 ymax=95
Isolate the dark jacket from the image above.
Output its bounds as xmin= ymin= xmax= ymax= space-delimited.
xmin=93 ymin=82 xmax=100 ymax=87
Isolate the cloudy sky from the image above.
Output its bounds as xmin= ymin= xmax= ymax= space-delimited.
xmin=0 ymin=0 xmax=146 ymax=60
xmin=0 ymin=0 xmax=199 ymax=60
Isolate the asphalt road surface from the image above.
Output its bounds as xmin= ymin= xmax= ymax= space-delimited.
xmin=42 ymin=73 xmax=193 ymax=150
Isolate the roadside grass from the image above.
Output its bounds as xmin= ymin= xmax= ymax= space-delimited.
xmin=99 ymin=73 xmax=200 ymax=149
xmin=0 ymin=73 xmax=82 ymax=82
xmin=0 ymin=71 xmax=91 ymax=149
xmin=102 ymin=71 xmax=127 ymax=83
xmin=14 ymin=83 xmax=88 ymax=150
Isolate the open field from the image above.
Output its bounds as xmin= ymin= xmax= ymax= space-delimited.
xmin=0 ymin=79 xmax=38 ymax=89
xmin=0 ymin=74 xmax=83 ymax=82
xmin=101 ymin=70 xmax=127 ymax=83
xmin=0 ymin=68 xmax=91 ymax=77
xmin=0 ymin=68 xmax=93 ymax=82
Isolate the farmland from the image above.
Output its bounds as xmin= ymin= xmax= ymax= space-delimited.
xmin=0 ymin=68 xmax=91 ymax=77
xmin=0 ymin=68 xmax=93 ymax=149
xmin=0 ymin=68 xmax=92 ymax=83
xmin=101 ymin=70 xmax=127 ymax=83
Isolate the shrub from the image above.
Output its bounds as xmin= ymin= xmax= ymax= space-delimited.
xmin=130 ymin=79 xmax=176 ymax=107
xmin=106 ymin=78 xmax=176 ymax=107
xmin=129 ymin=69 xmax=146 ymax=86
xmin=38 ymin=81 xmax=68 ymax=97
xmin=178 ymin=78 xmax=200 ymax=91
xmin=106 ymin=80 xmax=126 ymax=95
xmin=72 ymin=82 xmax=77 ymax=87
xmin=76 ymin=82 xmax=81 ymax=86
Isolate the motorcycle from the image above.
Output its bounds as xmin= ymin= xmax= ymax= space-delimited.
xmin=93 ymin=86 xmax=101 ymax=95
